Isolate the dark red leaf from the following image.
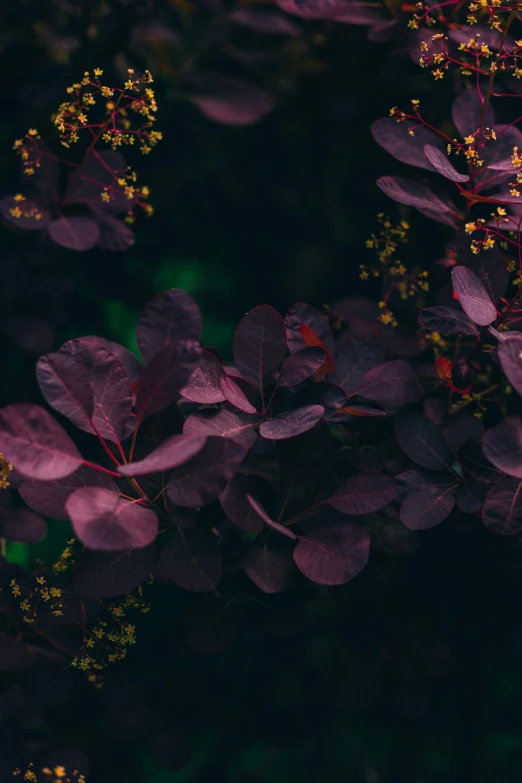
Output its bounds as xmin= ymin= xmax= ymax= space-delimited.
xmin=498 ymin=334 xmax=522 ymax=396
xmin=328 ymin=472 xmax=395 ymax=514
xmin=299 ymin=324 xmax=335 ymax=375
xmin=482 ymin=419 xmax=522 ymax=478
xmin=48 ymin=216 xmax=100 ymax=251
xmin=0 ymin=403 xmax=83 ymax=480
xmin=180 ymin=349 xmax=225 ymax=404
xmin=184 ymin=407 xmax=258 ymax=449
xmin=219 ymin=475 xmax=263 ymax=533
xmin=233 ymin=305 xmax=287 ymax=391
xmin=423 ymin=144 xmax=469 ymax=182
xmin=377 ymin=176 xmax=454 ymax=213
xmin=167 ymin=437 xmax=246 ymax=507
xmin=483 ymin=477 xmax=522 ymax=534
xmin=330 ymin=338 xmax=385 ymax=396
xmin=242 ymin=544 xmax=297 ymax=593
xmin=400 ymin=485 xmax=455 ymax=529
xmin=293 ymin=521 xmax=370 ymax=585
xmin=259 ymin=405 xmax=324 ymax=440
xmin=355 ymin=360 xmax=424 ymax=405
xmin=418 ymin=306 xmax=479 ymax=336
xmin=278 ymin=347 xmax=327 ymax=386
xmin=37 ymin=339 xmax=133 ymax=442
xmin=189 ymin=73 xmax=273 ymax=126
xmin=19 ymin=465 xmax=118 ymax=520
xmin=276 ymin=0 xmax=351 ymax=19
xmin=451 ymin=266 xmax=497 ymax=326
xmin=371 ymin=118 xmax=444 ymax=172
xmin=96 ymin=216 xmax=135 ymax=251
xmin=119 ymin=434 xmax=207 ymax=476
xmin=136 ymin=339 xmax=201 ymax=424
xmin=246 ymin=494 xmax=297 ymax=540
xmin=66 ymin=488 xmax=158 ymax=550
xmin=284 ymin=302 xmax=335 ymax=355
xmin=0 ymin=509 xmax=46 ymax=543
xmin=220 ymin=375 xmax=257 ymax=413
xmin=137 ymin=290 xmax=202 ymax=363
xmin=160 ymin=529 xmax=222 ymax=592
xmin=74 ymin=546 xmax=158 ymax=598
xmin=395 ymin=410 xmax=453 ymax=471
xmin=451 ymin=88 xmax=494 ymax=139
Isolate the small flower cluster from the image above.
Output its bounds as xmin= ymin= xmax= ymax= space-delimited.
xmin=13 ymin=763 xmax=85 ymax=783
xmin=52 ymin=538 xmax=78 ymax=575
xmin=10 ymin=576 xmax=64 ymax=623
xmin=72 ymin=582 xmax=151 ymax=685
xmin=362 ymin=215 xmax=428 ymax=325
xmin=0 ymin=452 xmax=12 ymax=489
xmin=54 ymin=68 xmax=161 ymax=153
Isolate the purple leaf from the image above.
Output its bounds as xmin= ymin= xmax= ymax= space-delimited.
xmin=336 ymin=2 xmax=385 ymax=24
xmin=292 ymin=382 xmax=347 ymax=418
xmin=119 ymin=434 xmax=207 ymax=476
xmin=330 ymin=338 xmax=385 ymax=396
xmin=96 ymin=216 xmax=135 ymax=251
xmin=160 ymin=529 xmax=222 ymax=592
xmin=184 ymin=407 xmax=258 ymax=449
xmin=418 ymin=306 xmax=479 ymax=336
xmin=284 ymin=302 xmax=335 ymax=355
xmin=64 ymin=151 xmax=127 ymax=210
xmin=0 ymin=196 xmax=50 ymax=229
xmin=451 ymin=266 xmax=497 ymax=326
xmin=328 ymin=472 xmax=395 ymax=514
xmin=242 ymin=544 xmax=296 ymax=593
xmin=498 ymin=334 xmax=522 ymax=396
xmin=137 ymin=290 xmax=202 ymax=363
xmin=180 ymin=350 xmax=225 ymax=404
xmin=74 ymin=545 xmax=158 ymax=597
xmin=0 ymin=403 xmax=83 ymax=480
xmin=0 ymin=509 xmax=46 ymax=543
xmin=0 ymin=634 xmax=33 ymax=672
xmin=48 ymin=216 xmax=100 ymax=251
xmin=19 ymin=465 xmax=118 ymax=520
xmin=293 ymin=521 xmax=370 ymax=585
xmin=167 ymin=437 xmax=246 ymax=507
xmin=371 ymin=118 xmax=444 ymax=172
xmin=246 ymin=494 xmax=297 ymax=540
xmin=483 ymin=477 xmax=522 ymax=534
xmin=458 ymin=440 xmax=498 ymax=482
xmin=400 ymin=485 xmax=455 ymax=529
xmin=82 ymin=336 xmax=143 ymax=383
xmin=278 ymin=347 xmax=327 ymax=386
xmin=190 ymin=73 xmax=273 ymax=126
xmin=377 ymin=177 xmax=453 ymax=213
xmin=229 ymin=9 xmax=301 ymax=34
xmin=355 ymin=360 xmax=424 ymax=405
xmin=276 ymin=0 xmax=351 ymax=19
xmin=260 ymin=405 xmax=324 ymax=440
xmin=220 ymin=375 xmax=257 ymax=413
xmin=451 ymin=88 xmax=494 ymax=139
xmin=455 ymin=478 xmax=488 ymax=513
xmin=66 ymin=488 xmax=158 ymax=550
xmin=136 ymin=339 xmax=201 ymax=424
xmin=423 ymin=145 xmax=469 ymax=182
xmin=482 ymin=419 xmax=522 ymax=478
xmin=395 ymin=410 xmax=453 ymax=471
xmin=219 ymin=475 xmax=263 ymax=533
xmin=233 ymin=305 xmax=287 ymax=391
xmin=37 ymin=339 xmax=133 ymax=442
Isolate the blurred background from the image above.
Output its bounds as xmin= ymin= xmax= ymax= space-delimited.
xmin=3 ymin=3 xmax=522 ymax=782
